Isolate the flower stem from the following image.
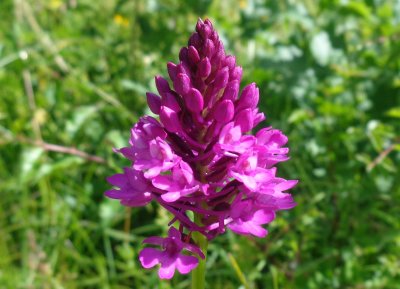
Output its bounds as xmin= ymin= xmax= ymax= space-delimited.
xmin=191 ymin=213 xmax=208 ymax=289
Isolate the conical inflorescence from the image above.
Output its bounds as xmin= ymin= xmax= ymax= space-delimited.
xmin=106 ymin=19 xmax=297 ymax=279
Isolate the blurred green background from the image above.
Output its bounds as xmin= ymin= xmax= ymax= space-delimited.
xmin=1 ymin=0 xmax=399 ymax=288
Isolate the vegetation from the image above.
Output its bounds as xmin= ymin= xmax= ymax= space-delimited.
xmin=1 ymin=0 xmax=399 ymax=288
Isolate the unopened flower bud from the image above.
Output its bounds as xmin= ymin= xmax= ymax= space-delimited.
xmin=159 ymin=106 xmax=181 ymax=133
xmin=236 ymin=83 xmax=259 ymax=111
xmin=222 ymin=80 xmax=239 ymax=101
xmin=146 ymin=92 xmax=161 ymax=114
xmin=188 ymin=46 xmax=200 ymax=64
xmin=174 ymin=73 xmax=191 ymax=96
xmin=167 ymin=62 xmax=178 ymax=81
xmin=214 ymin=100 xmax=234 ymax=123
xmin=155 ymin=76 xmax=171 ymax=97
xmin=185 ymin=88 xmax=204 ymax=113
xmin=197 ymin=57 xmax=211 ymax=78
xmin=235 ymin=108 xmax=253 ymax=133
xmin=213 ymin=67 xmax=229 ymax=92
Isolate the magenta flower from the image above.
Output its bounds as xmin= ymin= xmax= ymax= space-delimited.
xmin=139 ymin=227 xmax=205 ymax=279
xmin=229 ymin=152 xmax=274 ymax=191
xmin=227 ymin=200 xmax=276 ymax=238
xmin=105 ymin=167 xmax=152 ymax=207
xmin=118 ymin=116 xmax=180 ymax=179
xmin=106 ymin=18 xmax=297 ymax=279
xmin=152 ymin=160 xmax=201 ymax=202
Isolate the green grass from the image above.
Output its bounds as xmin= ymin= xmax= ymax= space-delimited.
xmin=1 ymin=0 xmax=399 ymax=288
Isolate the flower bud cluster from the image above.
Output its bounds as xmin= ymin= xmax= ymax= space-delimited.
xmin=106 ymin=19 xmax=297 ymax=279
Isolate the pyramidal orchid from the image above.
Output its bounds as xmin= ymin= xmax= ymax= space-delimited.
xmin=106 ymin=19 xmax=297 ymax=286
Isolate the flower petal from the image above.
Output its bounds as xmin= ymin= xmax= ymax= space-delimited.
xmin=106 ymin=173 xmax=127 ymax=187
xmin=152 ymin=175 xmax=175 ymax=191
xmin=251 ymin=210 xmax=275 ymax=225
xmin=142 ymin=236 xmax=164 ymax=246
xmin=120 ymin=195 xmax=152 ymax=207
xmin=176 ymin=254 xmax=199 ymax=274
xmin=161 ymin=191 xmax=182 ymax=202
xmin=242 ymin=222 xmax=268 ymax=237
xmin=139 ymin=248 xmax=161 ymax=269
xmin=158 ymin=258 xmax=176 ymax=279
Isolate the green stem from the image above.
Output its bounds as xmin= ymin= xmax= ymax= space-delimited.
xmin=191 ymin=214 xmax=208 ymax=289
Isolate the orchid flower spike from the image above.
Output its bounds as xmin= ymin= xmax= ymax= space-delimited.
xmin=106 ymin=18 xmax=298 ymax=279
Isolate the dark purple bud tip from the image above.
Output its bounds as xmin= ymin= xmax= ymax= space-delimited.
xmin=146 ymin=92 xmax=161 ymax=114
xmin=188 ymin=46 xmax=200 ymax=64
xmin=196 ymin=18 xmax=204 ymax=33
xmin=213 ymin=67 xmax=229 ymax=92
xmin=179 ymin=47 xmax=189 ymax=63
xmin=167 ymin=62 xmax=178 ymax=81
xmin=174 ymin=73 xmax=191 ymax=96
xmin=235 ymin=108 xmax=254 ymax=132
xmin=223 ymin=55 xmax=236 ymax=69
xmin=198 ymin=57 xmax=211 ymax=78
xmin=159 ymin=106 xmax=181 ymax=133
xmin=185 ymin=88 xmax=204 ymax=113
xmin=204 ymin=19 xmax=214 ymax=29
xmin=189 ymin=32 xmax=202 ymax=48
xmin=177 ymin=62 xmax=190 ymax=75
xmin=236 ymin=83 xmax=259 ymax=111
xmin=214 ymin=100 xmax=234 ymax=123
xmin=204 ymin=39 xmax=215 ymax=58
xmin=222 ymin=80 xmax=240 ymax=101
xmin=162 ymin=93 xmax=181 ymax=112
xmin=155 ymin=76 xmax=171 ymax=96
xmin=198 ymin=21 xmax=212 ymax=39
xmin=230 ymin=66 xmax=243 ymax=81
